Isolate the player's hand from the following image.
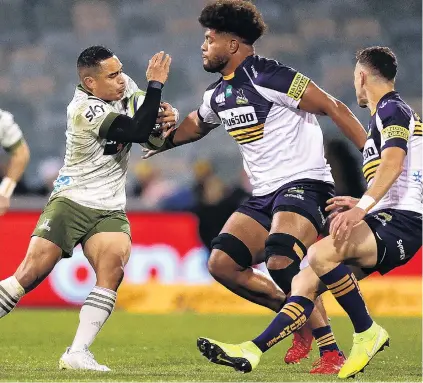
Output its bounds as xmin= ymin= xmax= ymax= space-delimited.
xmin=329 ymin=206 xmax=366 ymax=242
xmin=0 ymin=195 xmax=10 ymax=216
xmin=146 ymin=51 xmax=171 ymax=84
xmin=326 ymin=196 xmax=359 ymax=220
xmin=156 ymin=102 xmax=179 ymax=132
xmin=142 ymin=147 xmax=160 ymax=159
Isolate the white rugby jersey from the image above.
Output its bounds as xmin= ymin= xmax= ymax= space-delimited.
xmin=50 ymin=74 xmax=139 ymax=210
xmin=362 ymin=91 xmax=422 ymax=214
xmin=198 ymin=55 xmax=333 ymax=196
xmin=0 ymin=109 xmax=23 ymax=151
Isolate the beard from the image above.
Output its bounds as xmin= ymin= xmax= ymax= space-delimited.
xmin=203 ymin=55 xmax=229 ymax=73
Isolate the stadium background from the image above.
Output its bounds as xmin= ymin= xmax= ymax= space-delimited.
xmin=0 ymin=0 xmax=421 ymax=373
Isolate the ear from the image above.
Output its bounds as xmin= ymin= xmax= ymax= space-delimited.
xmin=84 ymin=76 xmax=95 ymax=91
xmin=360 ymin=71 xmax=366 ymax=87
xmin=229 ymin=39 xmax=239 ymax=54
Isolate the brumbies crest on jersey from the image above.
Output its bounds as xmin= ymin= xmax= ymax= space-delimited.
xmin=363 ymin=91 xmax=422 ymax=214
xmin=198 ymin=55 xmax=333 ymax=196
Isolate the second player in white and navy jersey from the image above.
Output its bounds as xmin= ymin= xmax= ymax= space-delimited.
xmin=198 ymin=55 xmax=333 ymax=196
xmin=363 ymin=91 xmax=422 ymax=214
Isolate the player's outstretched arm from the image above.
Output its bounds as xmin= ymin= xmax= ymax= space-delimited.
xmin=142 ymin=111 xmax=219 ymax=159
xmin=99 ymin=52 xmax=171 ymax=143
xmin=299 ymin=82 xmax=367 ymax=150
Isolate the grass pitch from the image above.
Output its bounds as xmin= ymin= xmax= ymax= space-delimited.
xmin=0 ymin=310 xmax=420 ymax=382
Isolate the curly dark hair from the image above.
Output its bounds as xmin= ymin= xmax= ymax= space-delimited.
xmin=199 ymin=0 xmax=267 ymax=45
xmin=356 ymin=46 xmax=398 ymax=81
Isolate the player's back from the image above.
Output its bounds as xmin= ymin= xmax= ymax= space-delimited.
xmin=364 ymin=91 xmax=422 ymax=214
xmin=51 ymin=74 xmax=138 ymax=210
xmin=199 ymin=55 xmax=333 ymax=196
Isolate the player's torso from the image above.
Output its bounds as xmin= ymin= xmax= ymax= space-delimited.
xmin=364 ymin=94 xmax=422 ymax=213
xmin=52 ymin=88 xmax=132 ymax=210
xmin=209 ymin=56 xmax=333 ymax=196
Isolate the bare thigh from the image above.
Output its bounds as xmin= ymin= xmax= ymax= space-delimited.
xmin=308 ymin=221 xmax=378 ymax=276
xmin=14 ymin=236 xmax=63 ymax=292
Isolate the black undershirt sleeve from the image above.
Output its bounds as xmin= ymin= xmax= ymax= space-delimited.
xmin=98 ymin=81 xmax=163 ymax=143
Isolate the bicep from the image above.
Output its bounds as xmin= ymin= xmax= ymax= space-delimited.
xmin=298 ymin=81 xmax=337 ymax=116
xmin=380 ymin=146 xmax=406 ymax=169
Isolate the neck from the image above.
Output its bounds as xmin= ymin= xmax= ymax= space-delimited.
xmin=367 ymin=83 xmax=395 ymax=114
xmin=220 ymin=47 xmax=254 ymax=77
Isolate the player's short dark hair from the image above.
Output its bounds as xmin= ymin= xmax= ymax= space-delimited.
xmin=199 ymin=0 xmax=267 ymax=45
xmin=356 ymin=46 xmax=397 ymax=81
xmin=77 ymin=46 xmax=114 ymax=69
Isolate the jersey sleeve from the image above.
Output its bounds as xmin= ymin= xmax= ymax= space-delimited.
xmin=122 ymin=73 xmax=140 ymax=98
xmin=247 ymin=59 xmax=310 ymax=108
xmin=74 ymin=98 xmax=118 ymax=138
xmin=0 ymin=110 xmax=24 ymax=152
xmin=378 ymin=102 xmax=412 ymax=153
xmin=197 ymin=86 xmax=222 ymax=125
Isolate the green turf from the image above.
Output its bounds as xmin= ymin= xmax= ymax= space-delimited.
xmin=0 ymin=310 xmax=420 ymax=382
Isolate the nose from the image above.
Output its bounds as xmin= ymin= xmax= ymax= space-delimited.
xmin=201 ymin=41 xmax=206 ymax=52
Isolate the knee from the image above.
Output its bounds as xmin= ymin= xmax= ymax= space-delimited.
xmin=207 ymin=250 xmax=230 ymax=280
xmin=307 ymin=243 xmax=320 ymax=269
xmin=208 ymin=233 xmax=252 ymax=281
xmin=264 ymin=234 xmax=307 ymax=294
xmin=96 ymin=251 xmax=127 ymax=290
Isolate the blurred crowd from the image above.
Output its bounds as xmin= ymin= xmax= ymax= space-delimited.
xmin=0 ymin=0 xmax=421 ymax=210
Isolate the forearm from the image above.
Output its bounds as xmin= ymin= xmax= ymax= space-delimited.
xmin=0 ymin=140 xmax=30 ymax=197
xmin=328 ymin=100 xmax=367 ymax=150
xmin=162 ymin=111 xmax=216 ymax=151
xmin=5 ymin=140 xmax=30 ymax=182
xmin=363 ymin=161 xmax=402 ymax=205
xmin=102 ymin=81 xmax=162 ymax=143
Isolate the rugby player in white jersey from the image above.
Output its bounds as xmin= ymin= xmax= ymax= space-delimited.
xmin=0 ymin=46 xmax=177 ymax=371
xmin=196 ymin=45 xmax=422 ymax=379
xmin=0 ymin=110 xmax=30 ymax=214
xmin=144 ymin=0 xmax=368 ymax=373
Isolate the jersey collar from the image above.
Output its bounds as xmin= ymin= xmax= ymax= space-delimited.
xmin=376 ymin=90 xmax=398 ymax=109
xmin=222 ymin=55 xmax=255 ymax=81
xmin=77 ymin=84 xmax=93 ymax=96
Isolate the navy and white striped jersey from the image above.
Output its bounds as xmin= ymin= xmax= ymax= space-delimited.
xmin=363 ymin=91 xmax=422 ymax=214
xmin=198 ymin=55 xmax=333 ymax=196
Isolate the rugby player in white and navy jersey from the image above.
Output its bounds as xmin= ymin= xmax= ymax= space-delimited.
xmin=144 ymin=0 xmax=366 ymax=373
xmin=195 ymin=46 xmax=421 ymax=378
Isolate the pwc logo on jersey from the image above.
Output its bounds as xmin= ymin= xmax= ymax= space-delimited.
xmin=218 ymin=106 xmax=258 ymax=129
xmin=83 ymin=104 xmax=106 ymax=123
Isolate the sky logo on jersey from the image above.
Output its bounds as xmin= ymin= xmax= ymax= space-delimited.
xmin=218 ymin=106 xmax=258 ymax=129
xmin=83 ymin=104 xmax=106 ymax=123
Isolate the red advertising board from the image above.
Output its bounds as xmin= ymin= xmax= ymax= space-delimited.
xmin=0 ymin=211 xmax=421 ymax=308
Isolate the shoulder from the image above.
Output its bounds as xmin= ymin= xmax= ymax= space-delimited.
xmin=122 ymin=73 xmax=140 ymax=98
xmin=0 ymin=109 xmax=15 ymax=128
xmin=245 ymin=56 xmax=308 ymax=97
xmin=377 ymin=97 xmax=412 ymax=124
xmin=205 ymin=78 xmax=223 ymax=92
xmin=72 ymin=96 xmax=111 ymax=126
